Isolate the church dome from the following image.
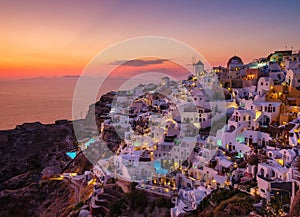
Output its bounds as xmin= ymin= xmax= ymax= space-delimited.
xmin=227 ymin=55 xmax=243 ymax=67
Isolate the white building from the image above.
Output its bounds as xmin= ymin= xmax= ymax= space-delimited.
xmin=254 ymin=100 xmax=281 ymax=124
xmin=256 ymin=77 xmax=274 ymax=97
xmin=289 ymin=123 xmax=300 ymax=147
xmin=286 ymin=68 xmax=300 ymax=88
xmin=228 ymin=109 xmax=256 ymax=131
xmin=257 ymin=160 xmax=290 ymax=200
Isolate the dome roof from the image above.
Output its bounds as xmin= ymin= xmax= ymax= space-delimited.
xmin=227 ymin=55 xmax=243 ymax=66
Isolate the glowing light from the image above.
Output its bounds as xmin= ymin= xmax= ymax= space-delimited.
xmin=88 ymin=178 xmax=96 ymax=185
xmin=50 ymin=177 xmax=64 ymax=181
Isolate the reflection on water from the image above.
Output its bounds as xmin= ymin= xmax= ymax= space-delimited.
xmin=0 ymin=77 xmax=113 ymax=130
xmin=0 ymin=77 xmax=78 ymax=129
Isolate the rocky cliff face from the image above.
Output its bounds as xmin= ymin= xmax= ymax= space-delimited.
xmin=0 ymin=91 xmax=116 ymax=217
xmin=0 ymin=121 xmax=77 ymax=217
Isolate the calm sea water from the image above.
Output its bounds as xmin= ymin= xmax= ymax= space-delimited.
xmin=0 ymin=77 xmax=80 ymax=130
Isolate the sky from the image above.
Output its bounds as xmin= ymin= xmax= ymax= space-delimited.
xmin=1 ymin=0 xmax=300 ymax=80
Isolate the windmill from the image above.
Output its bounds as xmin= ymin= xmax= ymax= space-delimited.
xmin=187 ymin=54 xmax=197 ymax=75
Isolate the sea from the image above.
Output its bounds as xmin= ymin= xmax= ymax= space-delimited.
xmin=0 ymin=77 xmax=81 ymax=130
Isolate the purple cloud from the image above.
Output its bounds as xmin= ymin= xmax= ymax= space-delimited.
xmin=110 ymin=58 xmax=169 ymax=67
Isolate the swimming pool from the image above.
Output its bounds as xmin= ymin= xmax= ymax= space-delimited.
xmin=154 ymin=160 xmax=168 ymax=175
xmin=66 ymin=151 xmax=77 ymax=159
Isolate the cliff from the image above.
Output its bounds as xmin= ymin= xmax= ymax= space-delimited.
xmin=0 ymin=91 xmax=115 ymax=217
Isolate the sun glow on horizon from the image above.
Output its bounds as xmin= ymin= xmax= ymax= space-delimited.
xmin=1 ymin=1 xmax=300 ymax=80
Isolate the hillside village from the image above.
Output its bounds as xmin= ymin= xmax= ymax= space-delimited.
xmin=73 ymin=49 xmax=300 ymax=217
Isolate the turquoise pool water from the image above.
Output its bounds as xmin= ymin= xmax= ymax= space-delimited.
xmin=154 ymin=160 xmax=168 ymax=175
xmin=85 ymin=138 xmax=95 ymax=148
xmin=66 ymin=151 xmax=77 ymax=159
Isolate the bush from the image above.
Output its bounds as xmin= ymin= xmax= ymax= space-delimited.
xmin=130 ymin=182 xmax=138 ymax=191
xmin=149 ymin=201 xmax=155 ymax=213
xmin=211 ymin=189 xmax=237 ymax=204
xmin=109 ymin=200 xmax=124 ymax=216
xmin=125 ymin=190 xmax=148 ymax=210
xmin=197 ymin=197 xmax=210 ymax=212
xmin=154 ymin=197 xmax=173 ymax=208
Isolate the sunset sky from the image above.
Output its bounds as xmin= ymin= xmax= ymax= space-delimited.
xmin=1 ymin=0 xmax=300 ymax=80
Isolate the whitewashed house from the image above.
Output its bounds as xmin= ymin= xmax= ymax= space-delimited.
xmin=286 ymin=68 xmax=300 ymax=88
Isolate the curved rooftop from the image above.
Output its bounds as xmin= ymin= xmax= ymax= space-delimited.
xmin=227 ymin=55 xmax=243 ymax=67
